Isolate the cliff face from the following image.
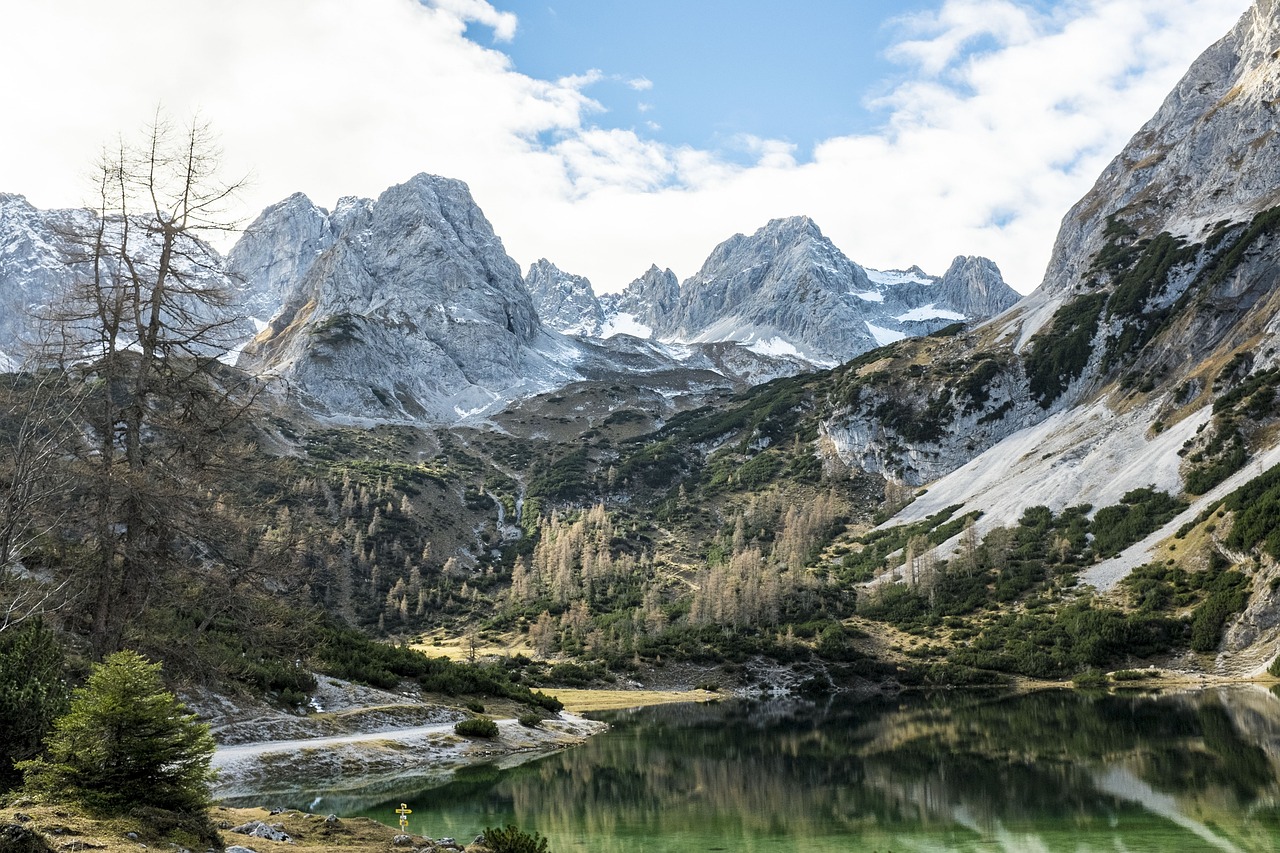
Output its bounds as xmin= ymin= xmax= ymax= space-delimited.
xmin=525 ymin=259 xmax=606 ymax=337
xmin=653 ymin=216 xmax=1017 ymax=364
xmin=821 ymin=0 xmax=1280 ymax=495
xmin=238 ymin=173 xmax=572 ymax=422
xmin=1038 ymin=0 xmax=1280 ymax=306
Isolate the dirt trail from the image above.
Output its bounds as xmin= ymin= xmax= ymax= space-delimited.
xmin=211 ymin=721 xmax=462 ymax=767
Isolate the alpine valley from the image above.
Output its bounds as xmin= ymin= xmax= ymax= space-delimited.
xmin=6 ymin=0 xmax=1280 ymax=831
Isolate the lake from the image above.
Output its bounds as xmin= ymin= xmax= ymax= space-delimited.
xmin=230 ymin=686 xmax=1280 ymax=851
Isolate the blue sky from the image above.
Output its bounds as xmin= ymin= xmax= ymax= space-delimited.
xmin=488 ymin=0 xmax=942 ymax=159
xmin=0 ymin=0 xmax=1251 ymax=293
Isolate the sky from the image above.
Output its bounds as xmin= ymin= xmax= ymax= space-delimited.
xmin=0 ymin=0 xmax=1250 ymax=294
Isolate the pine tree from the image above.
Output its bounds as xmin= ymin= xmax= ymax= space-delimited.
xmin=20 ymin=650 xmax=215 ymax=814
xmin=0 ymin=620 xmax=67 ymax=790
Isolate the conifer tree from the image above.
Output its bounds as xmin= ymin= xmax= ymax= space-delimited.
xmin=20 ymin=650 xmax=216 ymax=814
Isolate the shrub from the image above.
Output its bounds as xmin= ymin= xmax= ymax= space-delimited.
xmin=1113 ymin=669 xmax=1155 ymax=681
xmin=518 ymin=713 xmax=542 ymax=728
xmin=454 ymin=717 xmax=499 ymax=738
xmin=1073 ymin=669 xmax=1110 ymax=689
xmin=482 ymin=824 xmax=550 ymax=853
xmin=20 ymin=650 xmax=216 ymax=815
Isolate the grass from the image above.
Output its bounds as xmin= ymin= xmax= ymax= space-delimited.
xmin=543 ymin=688 xmax=720 ymax=713
xmin=0 ymin=804 xmax=420 ymax=853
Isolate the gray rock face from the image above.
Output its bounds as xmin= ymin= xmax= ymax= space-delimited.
xmin=655 ymin=216 xmax=1016 ymax=364
xmin=238 ymin=173 xmax=575 ymax=422
xmin=227 ymin=192 xmax=336 ymax=326
xmin=524 ymin=258 xmax=605 ymax=336
xmin=934 ymin=256 xmax=1018 ymax=318
xmin=1039 ymin=0 xmax=1280 ymax=302
xmin=0 ymin=193 xmax=90 ymax=365
xmin=0 ymin=192 xmax=247 ymax=367
xmin=599 ymin=264 xmax=681 ymax=337
xmin=820 ymin=0 xmax=1280 ymax=489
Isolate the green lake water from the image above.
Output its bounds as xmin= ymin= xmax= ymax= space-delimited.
xmin=238 ymin=687 xmax=1280 ymax=851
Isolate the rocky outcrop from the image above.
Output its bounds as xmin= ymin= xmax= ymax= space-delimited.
xmin=599 ymin=264 xmax=681 ymax=337
xmin=238 ymin=173 xmax=577 ymax=423
xmin=654 ymin=217 xmax=1016 ymax=364
xmin=525 ymin=258 xmax=605 ymax=336
xmin=822 ymin=0 xmax=1280 ymax=499
xmin=1037 ymin=0 xmax=1280 ymax=305
xmin=227 ymin=192 xmax=336 ymax=326
xmin=0 ymin=193 xmax=89 ymax=365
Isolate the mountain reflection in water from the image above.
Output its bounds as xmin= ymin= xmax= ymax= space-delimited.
xmin=236 ymin=687 xmax=1280 ymax=851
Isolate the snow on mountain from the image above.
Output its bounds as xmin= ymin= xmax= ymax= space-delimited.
xmin=524 ymin=258 xmax=606 ymax=337
xmin=819 ymin=0 xmax=1280 ymax=628
xmin=237 ymin=173 xmax=580 ymax=423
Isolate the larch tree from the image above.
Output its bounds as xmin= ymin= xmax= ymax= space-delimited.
xmin=47 ymin=114 xmax=256 ymax=658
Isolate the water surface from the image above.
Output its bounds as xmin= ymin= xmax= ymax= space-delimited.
xmin=236 ymin=687 xmax=1280 ymax=851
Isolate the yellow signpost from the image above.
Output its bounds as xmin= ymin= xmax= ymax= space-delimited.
xmin=395 ymin=803 xmax=412 ymax=832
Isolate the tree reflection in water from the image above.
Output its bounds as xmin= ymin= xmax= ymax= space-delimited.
xmin=309 ymin=688 xmax=1280 ymax=851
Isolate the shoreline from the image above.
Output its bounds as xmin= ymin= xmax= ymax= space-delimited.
xmin=207 ymin=684 xmax=719 ymax=810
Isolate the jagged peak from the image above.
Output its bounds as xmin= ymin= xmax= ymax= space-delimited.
xmin=756 ymin=215 xmax=825 ymax=241
xmin=943 ymin=255 xmax=1003 ymax=277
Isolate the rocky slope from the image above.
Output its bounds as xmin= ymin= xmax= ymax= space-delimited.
xmin=0 ymin=193 xmax=90 ymax=366
xmin=528 ymin=216 xmax=1017 ymax=367
xmin=524 ymin=258 xmax=606 ymax=337
xmin=820 ymin=0 xmax=1280 ymax=501
xmin=237 ymin=174 xmax=583 ymax=423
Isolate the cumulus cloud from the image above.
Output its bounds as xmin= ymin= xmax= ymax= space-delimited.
xmin=425 ymin=0 xmax=517 ymax=41
xmin=0 ymin=0 xmax=1249 ymax=295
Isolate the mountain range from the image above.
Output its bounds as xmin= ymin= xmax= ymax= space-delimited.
xmin=0 ymin=175 xmax=1017 ymax=424
xmin=526 ymin=216 xmax=1017 ymax=365
xmin=1 ymin=0 xmax=1279 ymax=692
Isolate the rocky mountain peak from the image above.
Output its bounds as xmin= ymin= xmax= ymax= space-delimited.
xmin=598 ymin=265 xmax=681 ymax=338
xmin=937 ymin=255 xmax=1016 ymax=318
xmin=227 ymin=192 xmax=334 ymax=325
xmin=525 ymin=258 xmax=605 ymax=336
xmin=1039 ymin=0 xmax=1280 ymax=299
xmin=239 ymin=172 xmax=558 ymax=422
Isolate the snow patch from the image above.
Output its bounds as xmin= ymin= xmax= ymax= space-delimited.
xmin=746 ymin=337 xmax=803 ymax=358
xmin=894 ymin=304 xmax=966 ymax=323
xmin=852 ymin=291 xmax=885 ymax=303
xmin=601 ymin=312 xmax=653 ymax=339
xmin=865 ymin=323 xmax=907 ymax=346
xmin=865 ymin=268 xmax=934 ymax=286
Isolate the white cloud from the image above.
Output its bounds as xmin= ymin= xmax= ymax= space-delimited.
xmin=0 ymin=0 xmax=1250 ymax=296
xmin=627 ymin=76 xmax=654 ymax=91
xmin=425 ymin=0 xmax=517 ymax=41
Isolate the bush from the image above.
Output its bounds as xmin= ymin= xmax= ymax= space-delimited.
xmin=20 ymin=650 xmax=216 ymax=815
xmin=518 ymin=713 xmax=542 ymax=728
xmin=1113 ymin=669 xmax=1155 ymax=681
xmin=454 ymin=717 xmax=499 ymax=738
xmin=481 ymin=824 xmax=550 ymax=853
xmin=1073 ymin=669 xmax=1110 ymax=689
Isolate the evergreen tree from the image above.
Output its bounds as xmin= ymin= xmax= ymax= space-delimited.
xmin=0 ymin=620 xmax=68 ymax=790
xmin=21 ymin=650 xmax=215 ymax=814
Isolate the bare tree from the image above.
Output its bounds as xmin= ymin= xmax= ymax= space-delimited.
xmin=44 ymin=113 xmax=256 ymax=657
xmin=0 ymin=367 xmax=81 ymax=633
